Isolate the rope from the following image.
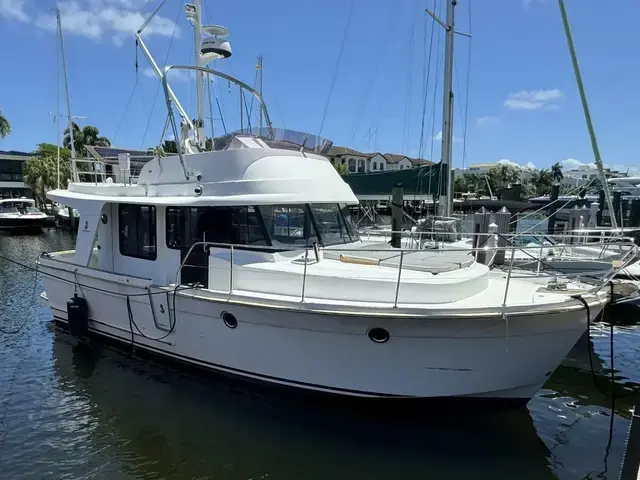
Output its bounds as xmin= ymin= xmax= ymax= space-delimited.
xmin=418 ymin=0 xmax=438 ymax=161
xmin=317 ymin=0 xmax=356 ymax=138
xmin=0 ymin=252 xmax=194 ymax=299
xmin=139 ymin=0 xmax=182 ymax=149
xmin=573 ymin=283 xmax=639 ymax=399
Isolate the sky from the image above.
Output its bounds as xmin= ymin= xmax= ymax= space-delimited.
xmin=1 ymin=0 xmax=639 ymax=174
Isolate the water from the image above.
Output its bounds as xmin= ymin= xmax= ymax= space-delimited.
xmin=0 ymin=230 xmax=639 ymax=479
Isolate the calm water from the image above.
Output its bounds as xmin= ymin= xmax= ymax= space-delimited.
xmin=0 ymin=230 xmax=639 ymax=480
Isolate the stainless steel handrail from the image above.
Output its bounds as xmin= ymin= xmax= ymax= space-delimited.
xmin=174 ymin=239 xmax=638 ymax=307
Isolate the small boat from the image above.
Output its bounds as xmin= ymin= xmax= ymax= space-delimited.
xmin=0 ymin=198 xmax=49 ymax=232
xmin=54 ymin=203 xmax=80 ymax=230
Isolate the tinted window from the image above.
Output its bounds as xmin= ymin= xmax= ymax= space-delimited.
xmin=260 ymin=205 xmax=318 ymax=247
xmin=308 ymin=203 xmax=353 ymax=245
xmin=119 ymin=204 xmax=157 ymax=260
xmin=166 ymin=206 xmax=268 ymax=249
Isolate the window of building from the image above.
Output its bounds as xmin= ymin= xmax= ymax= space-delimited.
xmin=329 ymin=158 xmax=335 ymax=165
xmin=0 ymin=160 xmax=24 ymax=182
xmin=373 ymin=162 xmax=377 ymax=170
xmin=166 ymin=206 xmax=268 ymax=249
xmin=119 ymin=204 xmax=157 ymax=260
xmin=379 ymin=163 xmax=384 ymax=171
xmin=357 ymin=159 xmax=365 ymax=173
xmin=348 ymin=158 xmax=356 ymax=172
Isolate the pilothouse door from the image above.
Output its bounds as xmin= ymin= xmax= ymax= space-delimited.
xmin=180 ymin=243 xmax=208 ymax=288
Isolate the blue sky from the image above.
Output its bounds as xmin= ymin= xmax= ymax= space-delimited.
xmin=1 ymin=0 xmax=639 ymax=173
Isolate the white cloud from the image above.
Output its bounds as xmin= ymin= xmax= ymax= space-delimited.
xmin=32 ymin=1 xmax=180 ymax=46
xmin=561 ymin=158 xmax=595 ymax=170
xmin=475 ymin=116 xmax=500 ymax=127
xmin=503 ymin=89 xmax=564 ymax=110
xmin=0 ymin=0 xmax=29 ymax=22
xmin=433 ymin=130 xmax=461 ymax=143
xmin=496 ymin=159 xmax=536 ymax=171
xmin=142 ymin=67 xmax=190 ymax=82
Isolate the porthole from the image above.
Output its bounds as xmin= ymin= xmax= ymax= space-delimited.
xmin=101 ymin=213 xmax=108 ymax=224
xmin=367 ymin=327 xmax=390 ymax=344
xmin=194 ymin=185 xmax=203 ymax=196
xmin=221 ymin=311 xmax=237 ymax=329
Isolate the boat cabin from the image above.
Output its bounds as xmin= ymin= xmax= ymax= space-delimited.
xmin=46 ymin=131 xmax=361 ymax=288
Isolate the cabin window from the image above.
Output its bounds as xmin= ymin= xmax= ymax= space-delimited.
xmin=119 ymin=204 xmax=157 ymax=260
xmin=260 ymin=205 xmax=318 ymax=247
xmin=166 ymin=206 xmax=268 ymax=249
xmin=308 ymin=203 xmax=355 ymax=245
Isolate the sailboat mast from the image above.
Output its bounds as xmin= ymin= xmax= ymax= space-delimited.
xmin=258 ymin=55 xmax=263 ymax=134
xmin=557 ymin=0 xmax=617 ymax=230
xmin=55 ymin=11 xmax=61 ymax=190
xmin=439 ymin=0 xmax=456 ymax=217
xmin=56 ymin=8 xmax=78 ymax=182
xmin=193 ymin=0 xmax=205 ymax=148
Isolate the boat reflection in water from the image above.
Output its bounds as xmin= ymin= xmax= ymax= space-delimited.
xmin=51 ymin=329 xmax=557 ymax=480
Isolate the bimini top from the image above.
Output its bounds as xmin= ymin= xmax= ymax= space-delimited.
xmin=47 ymin=133 xmax=358 ymax=207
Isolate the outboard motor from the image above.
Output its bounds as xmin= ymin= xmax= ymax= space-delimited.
xmin=67 ymin=293 xmax=89 ymax=336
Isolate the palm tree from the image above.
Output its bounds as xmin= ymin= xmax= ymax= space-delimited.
xmin=0 ymin=109 xmax=11 ymax=138
xmin=63 ymin=122 xmax=111 ymax=156
xmin=551 ymin=162 xmax=563 ymax=184
xmin=23 ymin=155 xmax=58 ymax=209
xmin=530 ymin=168 xmax=554 ymax=195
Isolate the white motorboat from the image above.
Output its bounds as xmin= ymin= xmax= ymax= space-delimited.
xmin=38 ymin=133 xmax=617 ymax=404
xmin=54 ymin=203 xmax=80 ymax=230
xmin=36 ymin=0 xmax=626 ymax=407
xmin=0 ymin=198 xmax=49 ymax=232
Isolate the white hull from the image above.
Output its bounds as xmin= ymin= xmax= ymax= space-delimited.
xmin=41 ymin=264 xmax=599 ymax=402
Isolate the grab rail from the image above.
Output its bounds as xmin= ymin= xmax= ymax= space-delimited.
xmin=174 ymin=239 xmax=639 ymax=308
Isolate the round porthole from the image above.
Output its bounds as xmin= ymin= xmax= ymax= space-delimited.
xmin=101 ymin=213 xmax=108 ymax=224
xmin=367 ymin=327 xmax=390 ymax=344
xmin=194 ymin=185 xmax=203 ymax=196
xmin=221 ymin=311 xmax=237 ymax=329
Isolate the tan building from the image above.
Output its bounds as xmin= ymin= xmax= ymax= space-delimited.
xmin=326 ymin=146 xmax=432 ymax=173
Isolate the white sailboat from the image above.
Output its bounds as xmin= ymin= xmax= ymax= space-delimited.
xmin=38 ymin=1 xmax=622 ymax=405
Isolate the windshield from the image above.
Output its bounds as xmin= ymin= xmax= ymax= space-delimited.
xmin=260 ymin=205 xmax=319 ymax=247
xmin=309 ymin=203 xmax=359 ymax=246
xmin=259 ymin=203 xmax=358 ymax=247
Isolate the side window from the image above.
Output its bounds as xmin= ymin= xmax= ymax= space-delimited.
xmin=166 ymin=206 xmax=268 ymax=249
xmin=119 ymin=204 xmax=157 ymax=260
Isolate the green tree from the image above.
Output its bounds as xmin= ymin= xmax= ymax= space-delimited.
xmin=23 ymin=143 xmax=73 ymax=209
xmin=147 ymin=146 xmax=166 ymax=157
xmin=163 ymin=139 xmax=178 ymax=153
xmin=63 ymin=122 xmax=111 ymax=156
xmin=551 ymin=162 xmax=564 ymax=184
xmin=488 ymin=164 xmax=520 ymax=190
xmin=333 ymin=162 xmax=349 ymax=175
xmin=0 ymin=109 xmax=10 ymax=138
xmin=530 ymin=168 xmax=554 ymax=195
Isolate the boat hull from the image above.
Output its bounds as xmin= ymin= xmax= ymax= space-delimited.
xmin=40 ymin=265 xmax=599 ymax=404
xmin=0 ymin=216 xmax=47 ymax=232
